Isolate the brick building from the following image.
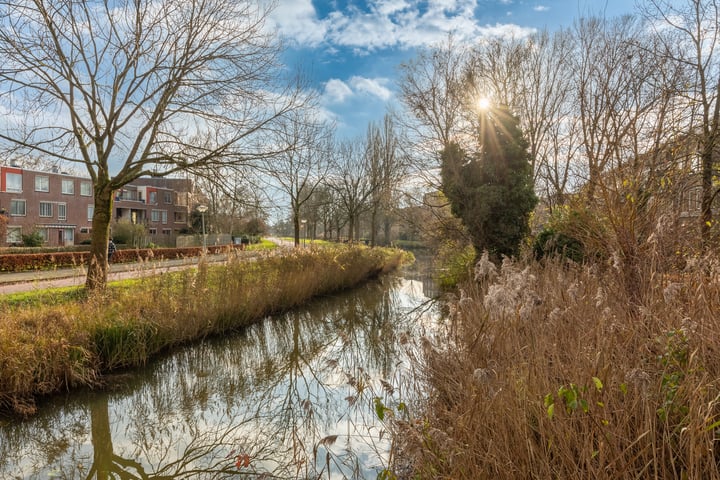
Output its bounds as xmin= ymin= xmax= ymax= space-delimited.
xmin=0 ymin=164 xmax=193 ymax=247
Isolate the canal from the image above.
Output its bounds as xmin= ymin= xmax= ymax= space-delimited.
xmin=0 ymin=263 xmax=440 ymax=479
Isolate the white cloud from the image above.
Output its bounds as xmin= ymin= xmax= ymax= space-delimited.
xmin=478 ymin=23 xmax=536 ymax=39
xmin=269 ymin=0 xmax=327 ymax=47
xmin=323 ymin=79 xmax=353 ymax=103
xmin=322 ymin=76 xmax=394 ymax=104
xmin=271 ymin=0 xmax=535 ymax=52
xmin=349 ymin=76 xmax=393 ymax=101
xmin=533 ymin=5 xmax=549 ymax=12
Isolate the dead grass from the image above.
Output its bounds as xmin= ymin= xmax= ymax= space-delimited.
xmin=0 ymin=245 xmax=407 ymax=416
xmin=397 ymin=253 xmax=720 ymax=479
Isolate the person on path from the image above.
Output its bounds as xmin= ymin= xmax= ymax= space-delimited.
xmin=108 ymin=238 xmax=117 ymax=263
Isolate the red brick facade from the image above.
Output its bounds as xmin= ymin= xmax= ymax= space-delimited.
xmin=0 ymin=166 xmax=192 ymax=247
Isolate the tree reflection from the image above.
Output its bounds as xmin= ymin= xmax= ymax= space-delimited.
xmin=0 ymin=273 xmax=438 ymax=479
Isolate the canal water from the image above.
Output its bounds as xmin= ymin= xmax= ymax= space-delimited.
xmin=0 ymin=264 xmax=440 ymax=479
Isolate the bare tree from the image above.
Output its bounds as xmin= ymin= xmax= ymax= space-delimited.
xmin=397 ymin=35 xmax=470 ymax=167
xmin=256 ymin=112 xmax=333 ymax=246
xmin=640 ymin=0 xmax=720 ymax=249
xmin=365 ymin=114 xmax=409 ymax=246
xmin=327 ymin=139 xmax=378 ymax=243
xmin=0 ymin=0 xmax=304 ymax=290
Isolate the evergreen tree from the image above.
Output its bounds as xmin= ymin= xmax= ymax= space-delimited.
xmin=440 ymin=104 xmax=537 ymax=259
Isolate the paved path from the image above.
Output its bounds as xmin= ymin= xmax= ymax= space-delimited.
xmin=0 ymin=253 xmax=236 ymax=295
xmin=0 ymin=238 xmax=298 ymax=295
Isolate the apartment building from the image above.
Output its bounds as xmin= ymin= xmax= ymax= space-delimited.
xmin=0 ymin=164 xmax=193 ymax=246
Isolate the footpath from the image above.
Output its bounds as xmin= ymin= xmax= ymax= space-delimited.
xmin=0 ymin=253 xmax=232 ymax=295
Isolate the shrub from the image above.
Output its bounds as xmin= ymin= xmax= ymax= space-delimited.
xmin=21 ymin=231 xmax=44 ymax=247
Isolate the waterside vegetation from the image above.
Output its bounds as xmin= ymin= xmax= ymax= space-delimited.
xmin=0 ymin=245 xmax=408 ymax=417
xmin=397 ymin=252 xmax=720 ymax=478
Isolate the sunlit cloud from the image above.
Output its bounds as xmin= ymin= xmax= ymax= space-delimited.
xmin=534 ymin=5 xmax=549 ymax=12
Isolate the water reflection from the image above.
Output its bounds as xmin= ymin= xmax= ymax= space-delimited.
xmin=0 ymin=271 xmax=438 ymax=479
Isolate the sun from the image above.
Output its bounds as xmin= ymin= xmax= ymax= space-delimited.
xmin=477 ymin=97 xmax=491 ymax=111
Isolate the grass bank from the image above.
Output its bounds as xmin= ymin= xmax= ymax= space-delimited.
xmin=397 ymin=254 xmax=720 ymax=479
xmin=0 ymin=245 xmax=408 ymax=416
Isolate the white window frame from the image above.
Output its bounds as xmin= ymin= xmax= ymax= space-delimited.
xmin=164 ymin=191 xmax=172 ymax=204
xmin=151 ymin=209 xmax=161 ymax=222
xmin=35 ymin=175 xmax=49 ymax=192
xmin=37 ymin=228 xmax=48 ymax=243
xmin=39 ymin=201 xmax=53 ymax=218
xmin=87 ymin=204 xmax=94 ymax=221
xmin=10 ymin=199 xmax=26 ymax=216
xmin=61 ymin=179 xmax=75 ymax=195
xmin=5 ymin=172 xmax=22 ymax=193
xmin=80 ymin=181 xmax=92 ymax=196
xmin=58 ymin=203 xmax=67 ymax=221
xmin=161 ymin=210 xmax=168 ymax=224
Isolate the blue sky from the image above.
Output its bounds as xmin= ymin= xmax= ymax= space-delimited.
xmin=268 ymin=0 xmax=637 ymax=139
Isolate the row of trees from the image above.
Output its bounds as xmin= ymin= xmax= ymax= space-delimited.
xmin=253 ymin=112 xmax=410 ymax=247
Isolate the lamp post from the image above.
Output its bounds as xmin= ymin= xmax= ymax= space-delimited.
xmin=300 ymin=219 xmax=307 ymax=247
xmin=196 ymin=205 xmax=208 ymax=252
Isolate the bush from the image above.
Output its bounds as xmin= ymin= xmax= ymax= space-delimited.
xmin=533 ymin=227 xmax=584 ymax=262
xmin=22 ymin=231 xmax=44 ymax=247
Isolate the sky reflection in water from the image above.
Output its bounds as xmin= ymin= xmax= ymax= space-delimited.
xmin=0 ymin=269 xmax=440 ymax=479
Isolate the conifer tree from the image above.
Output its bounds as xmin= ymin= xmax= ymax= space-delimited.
xmin=440 ymin=104 xmax=537 ymax=260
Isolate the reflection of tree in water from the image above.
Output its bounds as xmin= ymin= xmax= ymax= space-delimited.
xmin=0 ymin=275 xmax=436 ymax=479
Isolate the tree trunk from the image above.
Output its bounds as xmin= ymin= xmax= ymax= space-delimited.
xmin=85 ymin=185 xmax=114 ymax=291
xmin=383 ymin=215 xmax=392 ymax=246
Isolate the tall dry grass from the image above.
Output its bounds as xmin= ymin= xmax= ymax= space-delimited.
xmin=396 ymin=252 xmax=720 ymax=479
xmin=0 ymin=245 xmax=407 ymax=416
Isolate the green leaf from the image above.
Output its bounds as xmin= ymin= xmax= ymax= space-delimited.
xmin=619 ymin=383 xmax=627 ymax=395
xmin=592 ymin=377 xmax=603 ymax=392
xmin=547 ymin=403 xmax=555 ymax=419
xmin=374 ymin=397 xmax=385 ymax=421
xmin=543 ymin=393 xmax=554 ymax=408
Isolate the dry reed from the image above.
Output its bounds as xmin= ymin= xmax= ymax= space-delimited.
xmin=396 ymin=252 xmax=720 ymax=479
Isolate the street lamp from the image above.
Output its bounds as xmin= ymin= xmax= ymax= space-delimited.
xmin=300 ymin=219 xmax=307 ymax=247
xmin=196 ymin=205 xmax=208 ymax=252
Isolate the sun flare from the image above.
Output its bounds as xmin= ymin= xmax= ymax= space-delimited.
xmin=477 ymin=97 xmax=491 ymax=110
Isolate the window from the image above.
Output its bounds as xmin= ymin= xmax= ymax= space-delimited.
xmin=174 ymin=211 xmax=186 ymax=223
xmin=164 ymin=191 xmax=172 ymax=204
xmin=35 ymin=175 xmax=49 ymax=192
xmin=58 ymin=203 xmax=67 ymax=221
xmin=161 ymin=210 xmax=168 ymax=224
xmin=5 ymin=172 xmax=22 ymax=192
xmin=149 ymin=228 xmax=157 ymax=235
xmin=151 ymin=210 xmax=161 ymax=222
xmin=37 ymin=228 xmax=48 ymax=242
xmin=39 ymin=201 xmax=53 ymax=217
xmin=10 ymin=199 xmax=26 ymax=216
xmin=87 ymin=205 xmax=94 ymax=221
xmin=80 ymin=227 xmax=91 ymax=234
xmin=61 ymin=179 xmax=74 ymax=195
xmin=149 ymin=191 xmax=157 ymax=204
xmin=80 ymin=181 xmax=92 ymax=196
xmin=6 ymin=226 xmax=21 ymax=244
xmin=64 ymin=228 xmax=75 ymax=243
xmin=162 ymin=228 xmax=172 ymax=235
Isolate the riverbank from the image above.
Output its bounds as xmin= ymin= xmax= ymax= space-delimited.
xmin=395 ymin=254 xmax=720 ymax=478
xmin=0 ymin=245 xmax=408 ymax=416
